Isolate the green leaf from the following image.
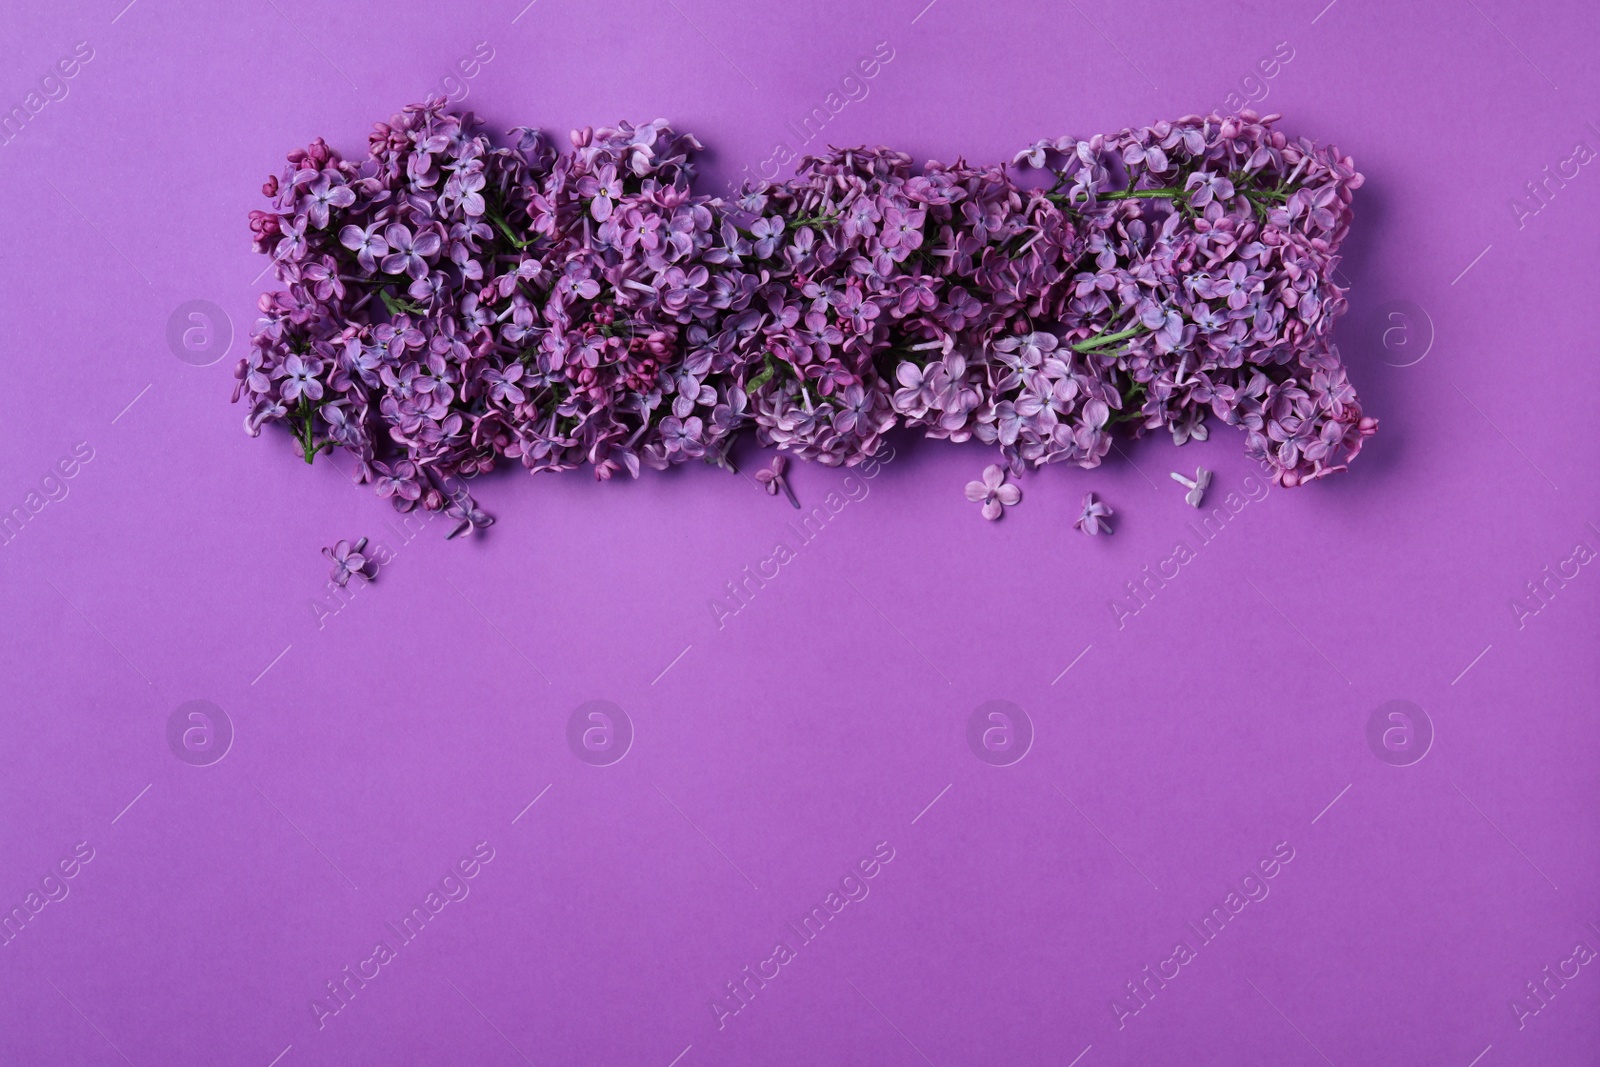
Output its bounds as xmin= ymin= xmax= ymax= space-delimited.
xmin=746 ymin=353 xmax=780 ymax=393
xmin=378 ymin=289 xmax=425 ymax=317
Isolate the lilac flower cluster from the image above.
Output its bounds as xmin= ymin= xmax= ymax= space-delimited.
xmin=239 ymin=100 xmax=1374 ymax=525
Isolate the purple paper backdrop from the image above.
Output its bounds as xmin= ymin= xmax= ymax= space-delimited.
xmin=2 ymin=1 xmax=1598 ymax=1064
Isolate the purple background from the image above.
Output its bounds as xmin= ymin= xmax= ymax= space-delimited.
xmin=2 ymin=0 xmax=1598 ymax=1064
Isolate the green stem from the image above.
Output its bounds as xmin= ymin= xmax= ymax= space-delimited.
xmin=1101 ymin=187 xmax=1188 ymax=200
xmin=488 ymin=208 xmax=535 ymax=249
xmin=296 ymin=399 xmax=317 ymax=464
xmin=1048 ymin=184 xmax=1293 ymax=208
xmin=1073 ymin=324 xmax=1149 ymax=353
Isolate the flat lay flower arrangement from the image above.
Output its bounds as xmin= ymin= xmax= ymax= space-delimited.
xmin=240 ymin=100 xmax=1374 ymax=536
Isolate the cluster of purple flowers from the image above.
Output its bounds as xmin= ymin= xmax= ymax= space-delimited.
xmin=239 ymin=100 xmax=1374 ymax=526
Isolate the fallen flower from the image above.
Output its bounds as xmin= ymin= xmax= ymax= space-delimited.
xmin=966 ymin=464 xmax=1021 ymax=521
xmin=445 ymin=500 xmax=495 ymax=540
xmin=322 ymin=537 xmax=372 ymax=586
xmin=1075 ymin=493 xmax=1114 ymax=536
xmin=754 ymin=454 xmax=800 ymax=508
xmin=1170 ymin=467 xmax=1212 ymax=508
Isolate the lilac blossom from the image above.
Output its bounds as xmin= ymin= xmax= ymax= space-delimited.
xmin=339 ymin=222 xmax=390 ymax=272
xmin=322 ymin=537 xmax=372 ymax=586
xmin=301 ymin=177 xmax=355 ymax=229
xmin=238 ymin=101 xmax=1372 ymax=535
xmin=754 ymin=454 xmax=799 ymax=508
xmin=1075 ymin=493 xmax=1114 ymax=536
xmin=381 ymin=223 xmax=440 ymax=279
xmin=279 ymin=355 xmax=324 ymax=402
xmin=965 ymin=464 xmax=1021 ymax=521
